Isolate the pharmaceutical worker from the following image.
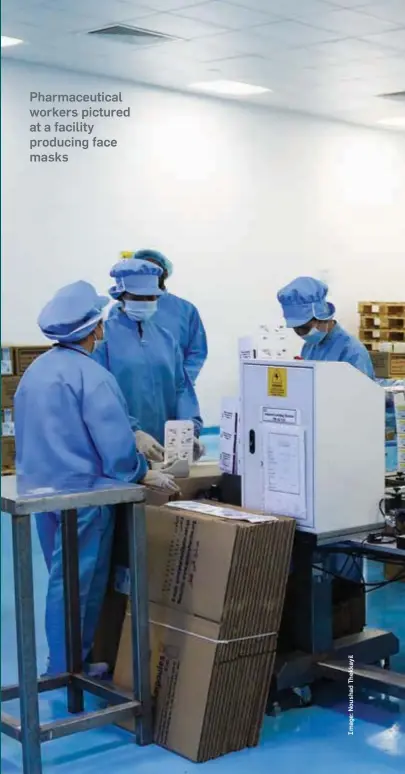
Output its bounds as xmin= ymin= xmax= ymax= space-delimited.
xmin=109 ymin=249 xmax=207 ymax=384
xmin=277 ymin=276 xmax=374 ymax=378
xmin=14 ymin=280 xmax=179 ymax=676
xmin=95 ymin=257 xmax=205 ymax=461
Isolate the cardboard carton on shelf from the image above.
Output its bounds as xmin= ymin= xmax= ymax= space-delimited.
xmin=1 ymin=376 xmax=20 ymax=409
xmin=14 ymin=346 xmax=50 ymax=376
xmin=1 ymin=437 xmax=15 ymax=472
xmin=371 ymin=352 xmax=405 ymax=378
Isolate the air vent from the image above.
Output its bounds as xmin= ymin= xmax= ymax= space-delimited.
xmin=379 ymin=91 xmax=405 ymax=102
xmin=87 ymin=24 xmax=181 ymax=46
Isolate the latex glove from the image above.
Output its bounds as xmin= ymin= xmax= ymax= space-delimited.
xmin=193 ymin=438 xmax=206 ymax=462
xmin=134 ymin=430 xmax=164 ymax=462
xmin=142 ymin=469 xmax=180 ymax=494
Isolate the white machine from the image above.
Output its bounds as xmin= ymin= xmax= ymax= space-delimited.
xmin=240 ymin=360 xmax=385 ymax=537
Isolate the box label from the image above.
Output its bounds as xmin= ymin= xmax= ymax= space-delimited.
xmin=267 ymin=367 xmax=287 ymax=398
xmin=262 ymin=408 xmax=297 ymax=425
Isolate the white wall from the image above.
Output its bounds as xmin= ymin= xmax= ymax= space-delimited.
xmin=2 ymin=59 xmax=405 ymax=424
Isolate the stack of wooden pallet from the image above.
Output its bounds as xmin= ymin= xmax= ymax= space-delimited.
xmin=358 ymin=302 xmax=405 ymax=378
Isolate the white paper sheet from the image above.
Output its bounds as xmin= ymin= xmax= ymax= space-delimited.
xmin=166 ymin=501 xmax=277 ymax=523
xmin=262 ymin=424 xmax=307 ymax=520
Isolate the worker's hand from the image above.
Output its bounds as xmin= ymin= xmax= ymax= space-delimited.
xmin=193 ymin=438 xmax=206 ymax=462
xmin=134 ymin=430 xmax=164 ymax=462
xmin=142 ymin=469 xmax=180 ymax=494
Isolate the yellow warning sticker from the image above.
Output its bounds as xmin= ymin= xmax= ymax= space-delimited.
xmin=267 ymin=367 xmax=287 ymax=398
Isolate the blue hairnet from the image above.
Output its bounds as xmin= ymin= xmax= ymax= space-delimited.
xmin=277 ymin=276 xmax=335 ymax=328
xmin=133 ymin=249 xmax=173 ymax=278
xmin=38 ymin=281 xmax=109 ymax=342
xmin=109 ymin=258 xmax=164 ymax=300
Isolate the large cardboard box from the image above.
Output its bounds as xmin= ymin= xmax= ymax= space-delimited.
xmin=371 ymin=352 xmax=405 ymax=378
xmin=14 ymin=346 xmax=50 ymax=376
xmin=112 ymin=501 xmax=295 ymax=761
xmin=146 ymin=501 xmax=295 ymax=638
xmin=1 ymin=437 xmax=15 ymax=471
xmin=1 ymin=376 xmax=20 ymax=408
xmin=114 ymin=603 xmax=277 ymax=762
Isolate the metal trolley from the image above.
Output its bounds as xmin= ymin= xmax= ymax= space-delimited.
xmin=1 ymin=475 xmax=153 ymax=774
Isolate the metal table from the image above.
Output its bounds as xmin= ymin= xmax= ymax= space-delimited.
xmin=1 ymin=475 xmax=153 ymax=774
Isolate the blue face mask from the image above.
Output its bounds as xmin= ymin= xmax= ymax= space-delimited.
xmin=125 ymin=299 xmax=158 ymax=322
xmin=302 ymin=325 xmax=328 ymax=344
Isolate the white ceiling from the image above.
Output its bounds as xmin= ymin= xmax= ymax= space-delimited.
xmin=2 ymin=0 xmax=405 ymax=128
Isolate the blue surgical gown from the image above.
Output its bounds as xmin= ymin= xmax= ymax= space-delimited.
xmin=94 ymin=311 xmax=203 ymax=445
xmin=14 ymin=344 xmax=147 ymax=674
xmin=301 ymin=323 xmax=374 ymax=378
xmin=109 ymin=291 xmax=207 ymax=384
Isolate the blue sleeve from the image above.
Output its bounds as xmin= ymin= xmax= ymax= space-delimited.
xmin=92 ymin=340 xmax=141 ymax=431
xmin=174 ymin=344 xmax=203 ymax=437
xmin=82 ymin=377 xmax=148 ymax=483
xmin=344 ymin=343 xmax=375 ymax=379
xmin=183 ymin=305 xmax=208 ymax=384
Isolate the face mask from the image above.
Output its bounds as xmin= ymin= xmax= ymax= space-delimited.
xmin=302 ymin=325 xmax=328 ymax=345
xmin=92 ymin=329 xmax=104 ymax=352
xmin=125 ymin=300 xmax=158 ymax=322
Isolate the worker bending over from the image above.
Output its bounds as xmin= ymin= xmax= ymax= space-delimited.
xmin=14 ymin=281 xmax=178 ymax=676
xmin=96 ymin=257 xmax=204 ymax=463
xmin=109 ymin=249 xmax=207 ymax=384
xmin=277 ymin=276 xmax=374 ymax=377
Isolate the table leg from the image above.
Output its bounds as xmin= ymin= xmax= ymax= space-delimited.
xmin=61 ymin=509 xmax=84 ymax=713
xmin=125 ymin=501 xmax=153 ymax=745
xmin=12 ymin=514 xmax=42 ymax=774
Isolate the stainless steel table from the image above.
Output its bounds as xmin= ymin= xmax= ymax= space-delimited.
xmin=1 ymin=475 xmax=153 ymax=774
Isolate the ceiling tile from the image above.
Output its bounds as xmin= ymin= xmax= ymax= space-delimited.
xmin=360 ymin=1 xmax=405 ymax=25
xmin=174 ymin=1 xmax=280 ymax=30
xmin=250 ymin=20 xmax=343 ymax=48
xmin=311 ymin=8 xmax=400 ymax=35
xmin=363 ymin=28 xmax=405 ymax=51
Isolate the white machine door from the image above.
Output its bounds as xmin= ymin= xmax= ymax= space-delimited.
xmin=241 ymin=362 xmax=315 ymax=530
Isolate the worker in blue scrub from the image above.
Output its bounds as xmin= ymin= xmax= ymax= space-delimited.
xmin=109 ymin=249 xmax=207 ymax=384
xmin=277 ymin=276 xmax=374 ymax=378
xmin=95 ymin=257 xmax=205 ymax=462
xmin=14 ymin=280 xmax=179 ymax=676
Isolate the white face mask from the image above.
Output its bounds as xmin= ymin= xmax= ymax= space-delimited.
xmin=92 ymin=328 xmax=104 ymax=352
xmin=125 ymin=300 xmax=158 ymax=322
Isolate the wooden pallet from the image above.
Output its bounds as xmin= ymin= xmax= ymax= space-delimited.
xmin=360 ymin=315 xmax=405 ymax=330
xmin=358 ymin=302 xmax=405 ymax=315
xmin=360 ymin=328 xmax=405 ymax=343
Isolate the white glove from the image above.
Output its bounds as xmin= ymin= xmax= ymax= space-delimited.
xmin=193 ymin=438 xmax=206 ymax=462
xmin=135 ymin=430 xmax=164 ymax=462
xmin=142 ymin=469 xmax=180 ymax=493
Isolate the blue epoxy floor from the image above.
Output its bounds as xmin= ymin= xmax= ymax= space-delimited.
xmin=2 ymin=435 xmax=405 ymax=773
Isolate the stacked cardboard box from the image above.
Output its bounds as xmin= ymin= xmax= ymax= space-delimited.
xmin=1 ymin=345 xmax=50 ymax=472
xmin=113 ymin=500 xmax=295 ymax=762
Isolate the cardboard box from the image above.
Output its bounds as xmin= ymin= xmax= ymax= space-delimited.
xmin=1 ymin=437 xmax=15 ymax=471
xmin=14 ymin=346 xmax=50 ymax=376
xmin=384 ymin=563 xmax=405 ymax=583
xmin=371 ymin=352 xmax=405 ymax=378
xmin=1 ymin=409 xmax=15 ymax=437
xmin=114 ymin=603 xmax=277 ymax=762
xmin=1 ymin=347 xmax=17 ymax=376
xmin=112 ymin=501 xmax=295 ymax=761
xmin=146 ymin=501 xmax=295 ymax=638
xmin=1 ymin=376 xmax=20 ymax=409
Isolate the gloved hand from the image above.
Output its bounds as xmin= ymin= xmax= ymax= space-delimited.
xmin=193 ymin=438 xmax=206 ymax=462
xmin=142 ymin=469 xmax=180 ymax=493
xmin=135 ymin=430 xmax=164 ymax=462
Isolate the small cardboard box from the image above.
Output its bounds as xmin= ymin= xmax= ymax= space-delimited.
xmin=371 ymin=352 xmax=405 ymax=378
xmin=14 ymin=346 xmax=50 ymax=376
xmin=114 ymin=603 xmax=277 ymax=762
xmin=1 ymin=409 xmax=15 ymax=437
xmin=1 ymin=437 xmax=15 ymax=471
xmin=1 ymin=376 xmax=20 ymax=409
xmin=1 ymin=347 xmax=17 ymax=376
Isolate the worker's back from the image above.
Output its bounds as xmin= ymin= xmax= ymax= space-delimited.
xmin=14 ymin=345 xmax=123 ymax=488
